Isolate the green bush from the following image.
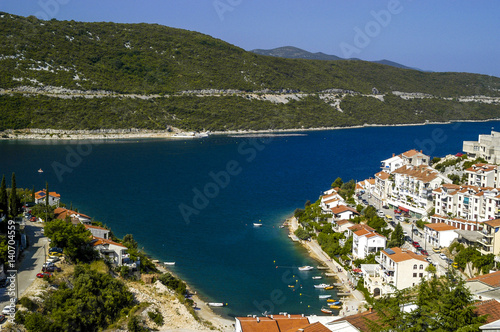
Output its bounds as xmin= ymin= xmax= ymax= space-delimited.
xmin=148 ymin=309 xmax=164 ymax=326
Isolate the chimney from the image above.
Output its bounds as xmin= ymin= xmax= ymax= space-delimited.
xmin=288 ymin=314 xmax=291 ymax=318
xmin=392 ymin=153 xmax=395 ymax=157
xmin=301 ymin=314 xmax=304 ymax=317
xmin=270 ymin=315 xmax=273 ymax=319
xmin=257 ymin=317 xmax=260 ymax=323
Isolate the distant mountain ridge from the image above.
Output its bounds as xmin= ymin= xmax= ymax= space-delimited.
xmin=251 ymin=46 xmax=421 ymax=70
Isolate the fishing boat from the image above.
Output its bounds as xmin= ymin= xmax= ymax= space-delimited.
xmin=253 ymin=222 xmax=263 ymax=227
xmin=38 ymin=168 xmax=43 ymax=173
xmin=164 ymin=262 xmax=176 ymax=265
xmin=314 ymin=283 xmax=331 ymax=289
xmin=321 ymin=307 xmax=333 ymax=314
xmin=329 ymin=305 xmax=342 ymax=309
xmin=207 ymin=302 xmax=226 ymax=307
xmin=312 ymin=276 xmax=322 ymax=280
xmin=319 ymin=295 xmax=332 ymax=299
xmin=324 ymin=286 xmax=334 ymax=290
xmin=298 ymin=266 xmax=314 ymax=271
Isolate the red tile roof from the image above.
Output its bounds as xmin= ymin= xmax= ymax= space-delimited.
xmin=336 ymin=310 xmax=382 ymax=332
xmin=53 ymin=208 xmax=91 ymax=220
xmin=382 ymin=247 xmax=427 ymax=263
xmin=425 ymin=223 xmax=457 ymax=232
xmin=484 ymin=219 xmax=500 ymax=227
xmin=84 ymin=224 xmax=109 ymax=231
xmin=331 ymin=205 xmax=359 ymax=215
xmin=468 ymin=271 xmax=500 ymax=288
xmin=92 ymin=236 xmax=126 ymax=248
xmin=375 ymin=171 xmax=390 ymax=180
xmin=473 ymin=299 xmax=500 ymax=324
xmin=34 ymin=189 xmax=61 ymax=200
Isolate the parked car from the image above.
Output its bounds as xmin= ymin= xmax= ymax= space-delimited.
xmin=421 ymin=249 xmax=429 ymax=256
xmin=362 ymin=200 xmax=368 ymax=205
xmin=30 ymin=216 xmax=36 ymax=222
xmin=0 ymin=314 xmax=6 ymax=324
xmin=432 ymin=247 xmax=441 ymax=253
xmin=46 ymin=256 xmax=60 ymax=264
xmin=452 ymin=262 xmax=459 ymax=268
xmin=382 ymin=205 xmax=389 ymax=209
xmin=425 ymin=257 xmax=432 ymax=263
xmin=377 ymin=211 xmax=385 ymax=217
xmin=36 ymin=272 xmax=53 ymax=278
xmin=42 ymin=265 xmax=61 ymax=272
xmin=42 ymin=262 xmax=55 ymax=268
xmin=439 ymin=253 xmax=447 ymax=260
xmin=1 ymin=304 xmax=15 ymax=315
xmin=403 ymin=213 xmax=411 ymax=218
xmin=395 ymin=216 xmax=402 ymax=221
xmin=412 ymin=241 xmax=420 ymax=246
xmin=49 ymin=247 xmax=63 ymax=254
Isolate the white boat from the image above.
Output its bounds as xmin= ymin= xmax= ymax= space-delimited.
xmin=38 ymin=168 xmax=43 ymax=173
xmin=207 ymin=302 xmax=226 ymax=307
xmin=319 ymin=295 xmax=332 ymax=299
xmin=195 ymin=132 xmax=209 ymax=138
xmin=298 ymin=266 xmax=314 ymax=271
xmin=312 ymin=276 xmax=322 ymax=280
xmin=314 ymin=283 xmax=331 ymax=289
xmin=253 ymin=223 xmax=263 ymax=227
xmin=164 ymin=262 xmax=176 ymax=266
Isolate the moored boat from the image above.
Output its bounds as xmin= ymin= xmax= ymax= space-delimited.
xmin=38 ymin=168 xmax=43 ymax=173
xmin=326 ymin=299 xmax=337 ymax=303
xmin=319 ymin=295 xmax=331 ymax=299
xmin=253 ymin=223 xmax=263 ymax=227
xmin=329 ymin=305 xmax=342 ymax=309
xmin=298 ymin=266 xmax=314 ymax=271
xmin=321 ymin=307 xmax=333 ymax=314
xmin=317 ymin=266 xmax=329 ymax=270
xmin=207 ymin=302 xmax=226 ymax=307
xmin=312 ymin=276 xmax=322 ymax=280
xmin=164 ymin=262 xmax=176 ymax=265
xmin=324 ymin=286 xmax=334 ymax=290
xmin=314 ymin=283 xmax=331 ymax=289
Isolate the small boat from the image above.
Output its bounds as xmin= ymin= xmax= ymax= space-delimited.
xmin=337 ymin=292 xmax=351 ymax=296
xmin=314 ymin=283 xmax=331 ymax=289
xmin=312 ymin=276 xmax=322 ymax=280
xmin=288 ymin=285 xmax=295 ymax=288
xmin=298 ymin=266 xmax=314 ymax=271
xmin=319 ymin=295 xmax=332 ymax=299
xmin=253 ymin=223 xmax=263 ymax=227
xmin=321 ymin=307 xmax=333 ymax=314
xmin=164 ymin=262 xmax=176 ymax=265
xmin=328 ymin=300 xmax=342 ymax=305
xmin=38 ymin=168 xmax=43 ymax=173
xmin=324 ymin=286 xmax=334 ymax=290
xmin=317 ymin=266 xmax=329 ymax=270
xmin=325 ymin=273 xmax=335 ymax=276
xmin=207 ymin=302 xmax=226 ymax=307
xmin=329 ymin=305 xmax=342 ymax=309
xmin=326 ymin=299 xmax=337 ymax=303
xmin=279 ymin=225 xmax=285 ymax=229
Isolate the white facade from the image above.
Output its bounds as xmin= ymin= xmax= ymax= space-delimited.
xmin=463 ymin=131 xmax=500 ymax=164
xmin=364 ymin=248 xmax=429 ymax=296
xmin=352 ymin=229 xmax=386 ymax=259
xmin=465 ymin=164 xmax=499 ymax=188
xmin=424 ymin=223 xmax=459 ymax=248
xmin=380 ymin=155 xmax=404 ymax=173
xmin=92 ymin=238 xmax=128 ymax=266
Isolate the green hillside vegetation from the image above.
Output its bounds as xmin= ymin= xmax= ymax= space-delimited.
xmin=0 ymin=12 xmax=499 ymax=131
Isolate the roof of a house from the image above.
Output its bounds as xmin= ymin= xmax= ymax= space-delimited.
xmin=53 ymin=208 xmax=91 ymax=220
xmin=425 ymin=223 xmax=458 ymax=232
xmin=92 ymin=237 xmax=127 ymax=248
xmin=392 ymin=165 xmax=440 ymax=183
xmin=381 ymin=247 xmax=427 ymax=263
xmin=473 ymin=299 xmax=500 ymax=324
xmin=236 ymin=315 xmax=315 ymax=332
xmin=348 ymin=224 xmax=375 ymax=232
xmin=331 ymin=205 xmax=359 ymax=215
xmin=34 ymin=190 xmax=61 ymax=200
xmin=334 ymin=310 xmax=381 ymax=332
xmin=84 ymin=224 xmax=109 ymax=231
xmin=468 ymin=271 xmax=500 ymax=288
xmin=375 ymin=171 xmax=390 ymax=180
xmin=485 ymin=219 xmax=500 ymax=228
xmin=336 ymin=219 xmax=353 ymax=226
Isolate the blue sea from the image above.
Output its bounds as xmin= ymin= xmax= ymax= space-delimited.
xmin=1 ymin=121 xmax=498 ymax=317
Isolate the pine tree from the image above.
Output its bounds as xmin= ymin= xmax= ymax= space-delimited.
xmin=388 ymin=223 xmax=405 ymax=247
xmin=0 ymin=175 xmax=7 ymax=216
xmin=9 ymin=173 xmax=17 ymax=218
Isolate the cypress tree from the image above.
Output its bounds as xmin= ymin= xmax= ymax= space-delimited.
xmin=9 ymin=173 xmax=17 ymax=218
xmin=45 ymin=182 xmax=49 ymax=206
xmin=31 ymin=185 xmax=35 ymax=202
xmin=0 ymin=175 xmax=7 ymax=216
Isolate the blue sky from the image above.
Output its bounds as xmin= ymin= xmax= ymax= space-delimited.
xmin=1 ymin=0 xmax=499 ymax=77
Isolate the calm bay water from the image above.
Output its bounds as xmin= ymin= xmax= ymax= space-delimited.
xmin=1 ymin=121 xmax=499 ymax=317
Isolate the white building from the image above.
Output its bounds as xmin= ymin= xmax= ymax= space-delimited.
xmin=364 ymin=247 xmax=429 ymax=296
xmin=85 ymin=224 xmax=110 ymax=240
xmin=380 ymin=154 xmax=404 ymax=173
xmin=400 ymin=149 xmax=430 ymax=166
xmin=34 ymin=190 xmax=61 ymax=206
xmin=424 ymin=222 xmax=459 ymax=248
xmin=92 ymin=237 xmax=128 ymax=266
xmin=331 ymin=205 xmax=360 ymax=220
xmin=465 ymin=163 xmax=499 ymax=188
xmin=352 ymin=228 xmax=386 ymax=259
xmin=320 ymin=189 xmax=345 ymax=213
xmin=463 ymin=131 xmax=500 ymax=163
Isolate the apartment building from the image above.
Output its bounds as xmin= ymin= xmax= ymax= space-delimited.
xmin=463 ymin=131 xmax=500 ymax=163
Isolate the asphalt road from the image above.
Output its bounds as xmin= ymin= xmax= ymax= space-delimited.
xmin=0 ymin=221 xmax=48 ymax=311
xmin=357 ymin=192 xmax=452 ymax=277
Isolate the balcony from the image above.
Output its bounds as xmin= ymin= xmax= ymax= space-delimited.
xmin=481 ymin=230 xmax=493 ymax=238
xmin=479 ymin=237 xmax=493 ymax=246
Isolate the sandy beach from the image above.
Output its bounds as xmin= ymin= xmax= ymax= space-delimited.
xmin=287 ymin=216 xmax=367 ymax=317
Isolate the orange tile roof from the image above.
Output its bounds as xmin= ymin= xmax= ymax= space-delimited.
xmin=92 ymin=236 xmax=127 ymax=248
xmin=402 ymin=149 xmax=421 ymax=157
xmin=322 ymin=193 xmax=337 ymax=200
xmin=367 ymin=179 xmax=376 ymax=185
xmin=336 ymin=219 xmax=352 ymax=226
xmin=34 ymin=189 xmax=61 ymax=200
xmin=366 ymin=232 xmax=386 ymax=239
xmin=484 ymin=219 xmax=500 ymax=227
xmin=392 ymin=165 xmax=439 ymax=183
xmin=273 ymin=316 xmax=310 ymax=331
xmin=323 ymin=198 xmax=339 ymax=204
xmin=468 ymin=271 xmax=500 ymax=288
xmin=331 ymin=205 xmax=359 ymax=215
xmin=425 ymin=223 xmax=458 ymax=232
xmin=348 ymin=224 xmax=375 ymax=232
xmin=375 ymin=171 xmax=390 ymax=180
xmin=473 ymin=299 xmax=500 ymax=324
xmin=285 ymin=322 xmax=331 ymax=332
xmin=336 ymin=310 xmax=382 ymax=332
xmin=356 ymin=183 xmax=364 ymax=190
xmin=237 ymin=317 xmax=278 ymax=332
xmin=54 ymin=208 xmax=91 ymax=220
xmin=354 ymin=229 xmax=371 ymax=237
xmin=382 ymin=247 xmax=427 ymax=263
xmin=237 ymin=316 xmax=312 ymax=332
xmin=84 ymin=224 xmax=109 ymax=231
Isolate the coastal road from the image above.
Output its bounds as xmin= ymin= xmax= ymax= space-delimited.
xmin=0 ymin=221 xmax=48 ymax=310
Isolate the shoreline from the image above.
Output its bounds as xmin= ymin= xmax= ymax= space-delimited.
xmin=286 ymin=216 xmax=368 ymax=317
xmin=2 ymin=118 xmax=500 ymax=141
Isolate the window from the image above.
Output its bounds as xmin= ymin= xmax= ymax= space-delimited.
xmin=419 ymin=273 xmax=423 ymax=277
xmin=413 ymin=273 xmax=417 ymax=277
xmin=413 ymin=264 xmax=417 ymax=269
xmin=419 ymin=265 xmax=424 ymax=270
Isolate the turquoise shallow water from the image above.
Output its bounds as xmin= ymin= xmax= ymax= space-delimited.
xmin=1 ymin=121 xmax=499 ymax=317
